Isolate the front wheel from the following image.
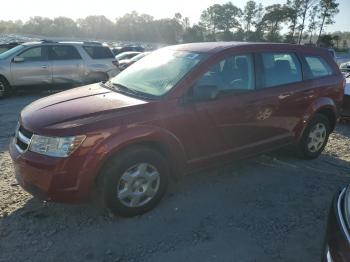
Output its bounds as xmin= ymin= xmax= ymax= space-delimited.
xmin=100 ymin=147 xmax=169 ymax=217
xmin=0 ymin=76 xmax=10 ymax=98
xmin=296 ymin=114 xmax=331 ymax=159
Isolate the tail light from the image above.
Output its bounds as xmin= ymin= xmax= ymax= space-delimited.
xmin=112 ymin=60 xmax=119 ymax=67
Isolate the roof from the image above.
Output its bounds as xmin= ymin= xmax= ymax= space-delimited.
xmin=168 ymin=41 xmax=326 ymax=54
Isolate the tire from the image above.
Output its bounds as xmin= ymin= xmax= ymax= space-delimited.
xmin=100 ymin=146 xmax=169 ymax=217
xmin=296 ymin=114 xmax=331 ymax=159
xmin=0 ymin=76 xmax=10 ymax=98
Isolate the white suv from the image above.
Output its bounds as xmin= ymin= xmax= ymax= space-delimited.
xmin=0 ymin=40 xmax=120 ymax=97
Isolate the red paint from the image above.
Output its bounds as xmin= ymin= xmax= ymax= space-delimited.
xmin=9 ymin=43 xmax=344 ymax=203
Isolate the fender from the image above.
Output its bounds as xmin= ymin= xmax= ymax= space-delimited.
xmin=79 ymin=124 xmax=187 ymax=188
xmin=294 ymin=97 xmax=337 ymax=142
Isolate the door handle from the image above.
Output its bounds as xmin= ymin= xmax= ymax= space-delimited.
xmin=41 ymin=65 xmax=47 ymax=69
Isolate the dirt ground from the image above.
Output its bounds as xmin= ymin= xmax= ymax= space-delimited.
xmin=1 ymin=91 xmax=350 ymax=262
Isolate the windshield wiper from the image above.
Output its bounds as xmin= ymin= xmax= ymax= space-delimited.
xmin=108 ymin=81 xmax=156 ymax=100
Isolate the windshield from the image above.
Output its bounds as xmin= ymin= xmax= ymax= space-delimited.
xmin=0 ymin=45 xmax=25 ymax=60
xmin=111 ymin=49 xmax=205 ymax=97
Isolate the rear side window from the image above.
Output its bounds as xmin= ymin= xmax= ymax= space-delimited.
xmin=49 ymin=45 xmax=81 ymax=60
xmin=305 ymin=56 xmax=333 ymax=79
xmin=83 ymin=46 xmax=114 ymax=59
xmin=261 ymin=52 xmax=302 ymax=88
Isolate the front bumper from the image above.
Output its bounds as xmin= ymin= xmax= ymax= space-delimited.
xmin=9 ymin=138 xmax=95 ymax=203
xmin=323 ymin=188 xmax=350 ymax=261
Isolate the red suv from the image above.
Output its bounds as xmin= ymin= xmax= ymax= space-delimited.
xmin=10 ymin=42 xmax=345 ymax=217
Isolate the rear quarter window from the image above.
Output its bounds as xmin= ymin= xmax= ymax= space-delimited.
xmin=83 ymin=46 xmax=115 ymax=59
xmin=304 ymin=56 xmax=333 ymax=79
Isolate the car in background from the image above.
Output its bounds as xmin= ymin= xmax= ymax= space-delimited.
xmin=115 ymin=51 xmax=141 ymax=62
xmin=10 ymin=42 xmax=344 ymax=217
xmin=322 ymin=185 xmax=350 ymax=262
xmin=111 ymin=45 xmax=144 ymax=56
xmin=0 ymin=40 xmax=119 ymax=98
xmin=340 ymin=61 xmax=350 ymax=73
xmin=0 ymin=42 xmax=23 ymax=54
xmin=342 ymin=72 xmax=350 ymax=117
xmin=118 ymin=52 xmax=150 ymax=71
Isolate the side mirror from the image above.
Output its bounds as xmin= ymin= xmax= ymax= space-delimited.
xmin=13 ymin=57 xmax=24 ymax=63
xmin=192 ymin=84 xmax=219 ymax=101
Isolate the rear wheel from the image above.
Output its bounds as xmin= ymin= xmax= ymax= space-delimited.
xmin=0 ymin=76 xmax=10 ymax=98
xmin=100 ymin=147 xmax=169 ymax=217
xmin=296 ymin=114 xmax=330 ymax=159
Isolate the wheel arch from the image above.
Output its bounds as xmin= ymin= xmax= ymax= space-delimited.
xmin=92 ymin=128 xmax=187 ymax=188
xmin=295 ymin=97 xmax=338 ymax=141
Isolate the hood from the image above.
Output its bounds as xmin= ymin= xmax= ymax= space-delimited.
xmin=20 ymin=83 xmax=147 ymax=133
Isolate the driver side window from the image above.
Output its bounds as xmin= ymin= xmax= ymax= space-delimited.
xmin=196 ymin=53 xmax=255 ymax=92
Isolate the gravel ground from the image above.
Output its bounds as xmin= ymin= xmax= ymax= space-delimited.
xmin=1 ymin=92 xmax=350 ymax=262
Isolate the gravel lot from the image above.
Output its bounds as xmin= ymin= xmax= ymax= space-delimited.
xmin=1 ymin=91 xmax=350 ymax=262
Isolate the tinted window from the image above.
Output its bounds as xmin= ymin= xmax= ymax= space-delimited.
xmin=261 ymin=52 xmax=302 ymax=88
xmin=49 ymin=45 xmax=81 ymax=60
xmin=196 ymin=54 xmax=255 ymax=92
xmin=18 ymin=47 xmax=46 ymax=61
xmin=83 ymin=46 xmax=114 ymax=59
xmin=305 ymin=56 xmax=333 ymax=78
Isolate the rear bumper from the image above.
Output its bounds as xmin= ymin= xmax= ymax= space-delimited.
xmin=9 ymin=138 xmax=96 ymax=203
xmin=323 ymin=188 xmax=350 ymax=261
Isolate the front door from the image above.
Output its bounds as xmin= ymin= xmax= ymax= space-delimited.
xmin=11 ymin=46 xmax=52 ymax=86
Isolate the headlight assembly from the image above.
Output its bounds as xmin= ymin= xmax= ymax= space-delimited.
xmin=29 ymin=134 xmax=86 ymax=158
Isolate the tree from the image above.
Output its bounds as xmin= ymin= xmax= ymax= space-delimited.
xmin=332 ymin=35 xmax=340 ymax=48
xmin=261 ymin=4 xmax=289 ymax=42
xmin=317 ymin=0 xmax=339 ymax=44
xmin=297 ymin=0 xmax=318 ymax=44
xmin=243 ymin=1 xmax=263 ymax=40
xmin=78 ymin=16 xmax=114 ymax=39
xmin=285 ymin=0 xmax=302 ymax=43
xmin=183 ymin=25 xmax=205 ymax=43
xmin=317 ymin=34 xmax=334 ymax=47
xmin=307 ymin=5 xmax=319 ymax=43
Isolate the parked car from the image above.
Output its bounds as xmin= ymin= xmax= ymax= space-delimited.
xmin=115 ymin=51 xmax=141 ymax=61
xmin=0 ymin=40 xmax=119 ymax=97
xmin=118 ymin=52 xmax=150 ymax=71
xmin=322 ymin=186 xmax=350 ymax=262
xmin=10 ymin=42 xmax=344 ymax=217
xmin=111 ymin=45 xmax=144 ymax=56
xmin=340 ymin=61 xmax=350 ymax=73
xmin=0 ymin=42 xmax=22 ymax=54
xmin=342 ymin=72 xmax=350 ymax=117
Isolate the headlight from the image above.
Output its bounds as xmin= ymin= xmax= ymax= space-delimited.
xmin=29 ymin=135 xmax=86 ymax=158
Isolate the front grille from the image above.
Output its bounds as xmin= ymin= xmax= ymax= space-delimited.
xmin=15 ymin=125 xmax=33 ymax=153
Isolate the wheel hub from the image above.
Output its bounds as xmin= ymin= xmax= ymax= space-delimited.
xmin=117 ymin=163 xmax=160 ymax=208
xmin=307 ymin=123 xmax=327 ymax=153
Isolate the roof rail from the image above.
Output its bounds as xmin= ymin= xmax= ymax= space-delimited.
xmin=83 ymin=41 xmax=103 ymax=45
xmin=40 ymin=39 xmax=57 ymax=43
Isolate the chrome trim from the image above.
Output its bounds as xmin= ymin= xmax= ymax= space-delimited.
xmin=17 ymin=130 xmax=31 ymax=145
xmin=326 ymin=247 xmax=333 ymax=262
xmin=15 ymin=143 xmax=24 ymax=154
xmin=337 ymin=188 xmax=350 ymax=243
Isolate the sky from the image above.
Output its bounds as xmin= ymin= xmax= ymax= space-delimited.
xmin=1 ymin=0 xmax=349 ymax=32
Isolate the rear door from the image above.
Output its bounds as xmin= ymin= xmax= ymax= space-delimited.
xmin=48 ymin=45 xmax=85 ymax=84
xmin=253 ymin=51 xmax=310 ymax=141
xmin=11 ymin=46 xmax=52 ymax=86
